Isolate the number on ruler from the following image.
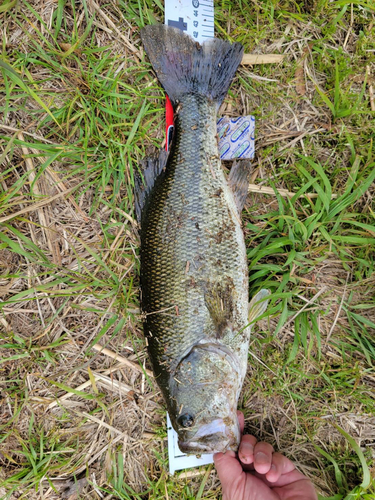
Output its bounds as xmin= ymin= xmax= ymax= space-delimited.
xmin=167 ymin=17 xmax=187 ymax=31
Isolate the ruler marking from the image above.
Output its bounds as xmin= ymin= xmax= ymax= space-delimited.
xmin=165 ymin=0 xmax=214 ymax=44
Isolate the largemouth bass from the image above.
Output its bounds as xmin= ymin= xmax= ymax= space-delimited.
xmin=137 ymin=25 xmax=269 ymax=454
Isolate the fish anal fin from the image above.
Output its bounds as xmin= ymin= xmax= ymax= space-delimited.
xmin=135 ymin=150 xmax=168 ymax=223
xmin=228 ymin=159 xmax=252 ymax=213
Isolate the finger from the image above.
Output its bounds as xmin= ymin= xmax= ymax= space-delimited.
xmin=237 ymin=411 xmax=244 ymax=434
xmin=214 ymin=450 xmax=244 ymax=492
xmin=238 ymin=435 xmax=257 ymax=465
xmin=252 ymin=468 xmax=307 ymax=489
xmin=237 ymin=410 xmax=245 ymax=434
xmin=265 ymin=452 xmax=294 ymax=483
xmin=273 ymin=477 xmax=318 ymax=500
xmin=253 ymin=441 xmax=274 ymax=474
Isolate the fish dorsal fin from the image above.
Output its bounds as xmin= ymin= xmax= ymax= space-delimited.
xmin=135 ymin=150 xmax=168 ymax=223
xmin=228 ymin=159 xmax=252 ymax=213
xmin=248 ymin=289 xmax=270 ymax=324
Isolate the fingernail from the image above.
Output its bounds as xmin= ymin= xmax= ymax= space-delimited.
xmin=241 ymin=442 xmax=253 ymax=453
xmin=271 ymin=464 xmax=276 ymax=471
xmin=239 ymin=442 xmax=253 ymax=463
xmin=255 ymin=451 xmax=268 ymax=464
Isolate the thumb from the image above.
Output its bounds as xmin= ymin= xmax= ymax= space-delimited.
xmin=214 ymin=451 xmax=244 ymax=492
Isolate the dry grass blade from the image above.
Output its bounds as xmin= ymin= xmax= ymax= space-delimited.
xmin=92 ymin=343 xmax=154 ymax=378
xmin=42 ymin=164 xmax=88 ymax=221
xmin=367 ymin=65 xmax=375 ymax=111
xmin=0 ymin=124 xmax=56 ymax=143
xmin=94 ymin=371 xmax=137 ymax=396
xmin=18 ymin=133 xmax=62 ymax=265
xmin=326 ymin=274 xmax=349 ymax=343
xmin=47 ymin=363 xmax=128 ymax=410
xmin=280 ymin=287 xmax=327 ymax=334
xmin=241 ymin=54 xmax=285 ymax=65
xmin=88 ymin=0 xmax=141 ymax=59
xmin=248 ymin=183 xmax=337 ymax=199
xmin=0 ymin=184 xmax=78 ymax=223
xmin=295 ymin=63 xmax=306 ymax=96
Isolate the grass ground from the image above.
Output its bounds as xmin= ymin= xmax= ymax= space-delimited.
xmin=0 ymin=0 xmax=375 ymax=498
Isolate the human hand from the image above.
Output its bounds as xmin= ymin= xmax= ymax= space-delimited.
xmin=214 ymin=412 xmax=318 ymax=500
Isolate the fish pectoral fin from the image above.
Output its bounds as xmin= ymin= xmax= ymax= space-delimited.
xmin=248 ymin=289 xmax=270 ymax=324
xmin=204 ymin=279 xmax=235 ymax=336
xmin=135 ymin=150 xmax=168 ymax=223
xmin=227 ymin=159 xmax=252 ymax=213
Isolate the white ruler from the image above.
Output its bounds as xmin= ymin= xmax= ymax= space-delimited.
xmin=167 ymin=413 xmax=213 ymax=474
xmin=165 ymin=0 xmax=214 ymax=44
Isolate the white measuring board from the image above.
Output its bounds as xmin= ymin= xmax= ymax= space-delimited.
xmin=167 ymin=413 xmax=214 ymax=474
xmin=165 ymin=0 xmax=214 ymax=44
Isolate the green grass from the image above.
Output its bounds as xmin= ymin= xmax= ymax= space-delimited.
xmin=1 ymin=0 xmax=375 ymax=498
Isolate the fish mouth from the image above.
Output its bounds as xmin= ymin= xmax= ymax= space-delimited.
xmin=178 ymin=417 xmax=240 ymax=455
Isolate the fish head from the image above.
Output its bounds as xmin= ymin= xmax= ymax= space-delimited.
xmin=169 ymin=343 xmax=241 ymax=455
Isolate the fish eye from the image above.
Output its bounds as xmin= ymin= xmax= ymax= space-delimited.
xmin=177 ymin=413 xmax=195 ymax=428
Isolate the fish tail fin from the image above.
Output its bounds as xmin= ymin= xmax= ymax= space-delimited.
xmin=141 ymin=25 xmax=244 ymax=106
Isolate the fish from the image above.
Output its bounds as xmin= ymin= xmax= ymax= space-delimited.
xmin=136 ymin=24 xmax=269 ymax=455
